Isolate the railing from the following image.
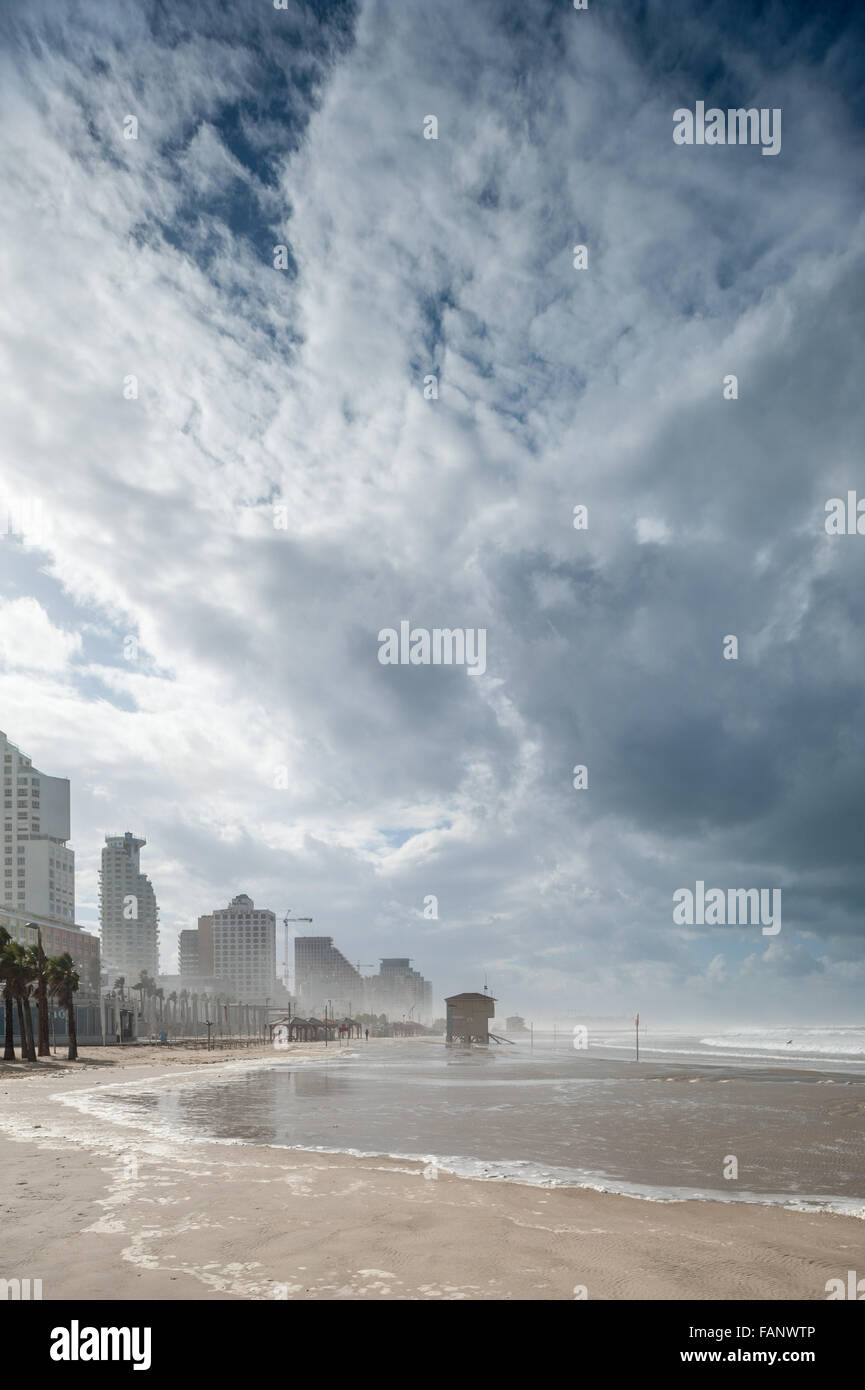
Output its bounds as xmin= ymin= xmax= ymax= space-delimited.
xmin=129 ymin=1035 xmax=269 ymax=1050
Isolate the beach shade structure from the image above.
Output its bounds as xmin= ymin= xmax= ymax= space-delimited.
xmin=269 ymin=1015 xmax=319 ymax=1042
xmin=305 ymin=1016 xmax=339 ymax=1040
xmin=391 ymin=1019 xmax=426 ymax=1037
xmin=445 ymin=992 xmax=497 ymax=1046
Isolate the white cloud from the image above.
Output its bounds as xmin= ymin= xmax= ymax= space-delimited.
xmin=0 ymin=597 xmax=82 ymax=672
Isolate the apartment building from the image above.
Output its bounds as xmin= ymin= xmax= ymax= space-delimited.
xmin=210 ymin=894 xmax=276 ymax=1002
xmin=99 ymin=832 xmax=159 ymax=982
xmin=0 ymin=730 xmax=75 ymax=923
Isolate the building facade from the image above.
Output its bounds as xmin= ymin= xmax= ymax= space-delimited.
xmin=196 ymin=914 xmax=213 ymax=974
xmin=365 ymin=958 xmax=433 ymax=1024
xmin=294 ymin=937 xmax=433 ymax=1023
xmin=0 ymin=908 xmax=101 ymax=999
xmin=1 ymin=730 xmax=75 ymax=923
xmin=210 ymin=894 xmax=276 ymax=1002
xmin=178 ymin=928 xmax=199 ymax=976
xmin=99 ymin=832 xmax=159 ymax=983
xmin=294 ymin=935 xmax=365 ymax=1017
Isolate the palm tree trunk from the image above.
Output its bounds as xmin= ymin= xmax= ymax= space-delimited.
xmin=3 ymin=984 xmax=16 ymax=1061
xmin=23 ymin=996 xmax=37 ymax=1062
xmin=16 ymin=997 xmax=34 ymax=1061
xmin=66 ymin=996 xmax=78 ymax=1061
xmin=36 ymin=934 xmax=50 ymax=1056
xmin=36 ymin=974 xmax=50 ymax=1056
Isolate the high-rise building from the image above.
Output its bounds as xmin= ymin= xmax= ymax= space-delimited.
xmin=210 ymin=894 xmax=276 ymax=1002
xmin=179 ymin=928 xmax=199 ymax=976
xmin=0 ymin=730 xmax=75 ymax=923
xmin=197 ymin=914 xmax=213 ymax=974
xmin=365 ymin=957 xmax=433 ymax=1024
xmin=99 ymin=832 xmax=159 ymax=983
xmin=294 ymin=935 xmax=364 ymax=1017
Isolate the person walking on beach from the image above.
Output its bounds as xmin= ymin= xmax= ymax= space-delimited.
xmin=365 ymin=1028 xmax=369 ymax=1042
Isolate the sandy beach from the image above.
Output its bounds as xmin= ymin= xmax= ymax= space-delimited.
xmin=2 ymin=1042 xmax=863 ymax=1301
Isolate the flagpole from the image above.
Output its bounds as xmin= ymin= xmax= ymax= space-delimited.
xmin=635 ymin=1012 xmax=639 ymax=1062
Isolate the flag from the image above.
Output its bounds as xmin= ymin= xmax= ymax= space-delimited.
xmin=635 ymin=1013 xmax=639 ymax=1028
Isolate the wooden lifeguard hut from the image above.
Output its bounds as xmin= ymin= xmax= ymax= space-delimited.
xmin=445 ymin=992 xmax=497 ymax=1047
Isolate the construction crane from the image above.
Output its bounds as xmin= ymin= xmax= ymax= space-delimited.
xmin=282 ymin=910 xmax=313 ymax=993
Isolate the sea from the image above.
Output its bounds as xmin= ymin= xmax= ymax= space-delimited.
xmin=67 ymin=1025 xmax=865 ymax=1215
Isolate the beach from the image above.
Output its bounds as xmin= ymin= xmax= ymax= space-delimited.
xmin=2 ymin=1040 xmax=863 ymax=1301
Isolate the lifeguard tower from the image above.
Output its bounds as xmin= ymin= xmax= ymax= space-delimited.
xmin=445 ymin=991 xmax=496 ymax=1046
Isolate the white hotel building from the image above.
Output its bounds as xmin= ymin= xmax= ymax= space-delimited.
xmin=0 ymin=730 xmax=101 ymax=1002
xmin=211 ymin=894 xmax=277 ymax=1002
xmin=99 ymin=832 xmax=160 ymax=983
xmin=1 ymin=730 xmax=75 ymax=922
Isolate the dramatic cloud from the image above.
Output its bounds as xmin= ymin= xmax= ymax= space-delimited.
xmin=0 ymin=0 xmax=863 ymax=1023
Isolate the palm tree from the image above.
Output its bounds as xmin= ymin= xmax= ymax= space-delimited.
xmin=0 ymin=928 xmax=17 ymax=1061
xmin=7 ymin=943 xmax=36 ymax=1061
xmin=47 ymin=953 xmax=80 ymax=1061
xmin=131 ymin=979 xmax=145 ymax=1029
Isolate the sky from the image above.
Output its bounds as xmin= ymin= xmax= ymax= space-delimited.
xmin=0 ymin=0 xmax=863 ymax=1026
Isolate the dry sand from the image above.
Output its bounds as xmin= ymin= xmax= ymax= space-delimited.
xmin=1 ymin=1042 xmax=863 ymax=1300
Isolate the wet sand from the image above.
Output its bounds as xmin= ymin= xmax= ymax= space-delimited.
xmin=0 ymin=1040 xmax=288 ymax=1079
xmin=1 ymin=1044 xmax=863 ymax=1300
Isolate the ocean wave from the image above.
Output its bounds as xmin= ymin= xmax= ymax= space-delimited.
xmin=700 ymin=1029 xmax=865 ymax=1058
xmin=57 ymin=1070 xmax=865 ymax=1218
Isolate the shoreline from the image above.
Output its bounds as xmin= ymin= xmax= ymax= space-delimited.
xmin=2 ymin=1045 xmax=864 ymax=1300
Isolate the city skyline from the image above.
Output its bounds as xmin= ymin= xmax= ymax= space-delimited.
xmin=0 ymin=724 xmax=438 ymax=1012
